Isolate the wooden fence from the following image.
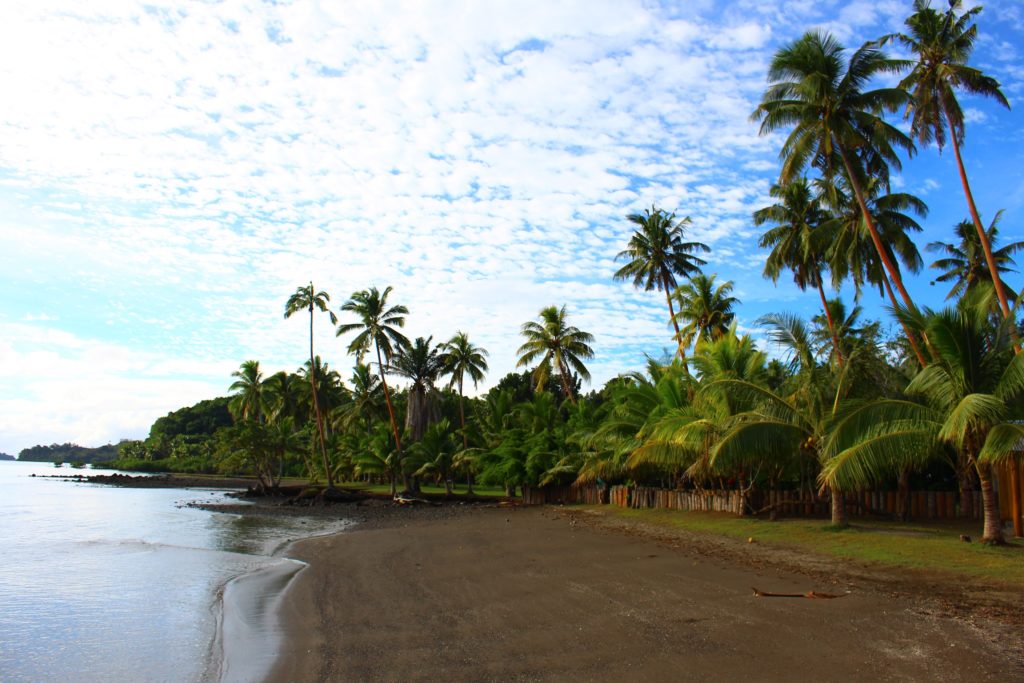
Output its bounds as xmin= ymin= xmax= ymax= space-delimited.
xmin=521 ymin=484 xmax=984 ymax=520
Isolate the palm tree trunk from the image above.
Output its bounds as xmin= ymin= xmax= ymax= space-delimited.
xmin=559 ymin=361 xmax=577 ymax=406
xmin=309 ymin=305 xmax=334 ymax=490
xmin=945 ymin=107 xmax=1015 ymax=323
xmin=664 ymin=274 xmax=689 ymax=373
xmin=836 ymin=144 xmax=928 ymax=368
xmin=830 ymin=484 xmax=848 ymax=527
xmin=879 ymin=276 xmax=928 ymax=366
xmin=458 ymin=380 xmax=468 ymax=450
xmin=977 ymin=462 xmax=1005 ymax=544
xmin=815 ymin=279 xmax=844 ymax=367
xmin=374 ymin=342 xmax=401 ymax=458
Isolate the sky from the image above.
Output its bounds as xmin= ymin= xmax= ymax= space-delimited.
xmin=1 ymin=0 xmax=1023 ymax=455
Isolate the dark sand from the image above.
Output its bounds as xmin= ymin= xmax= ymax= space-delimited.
xmin=266 ymin=505 xmax=1024 ymax=682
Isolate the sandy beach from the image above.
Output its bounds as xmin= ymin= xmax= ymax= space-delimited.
xmin=262 ymin=505 xmax=1024 ymax=682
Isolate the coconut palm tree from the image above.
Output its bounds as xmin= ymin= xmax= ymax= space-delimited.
xmin=284 ymin=283 xmax=338 ymax=488
xmin=672 ymin=274 xmax=739 ymax=353
xmin=753 ymin=31 xmax=917 ymax=317
xmin=390 ymin=336 xmax=446 ymax=443
xmin=439 ymin=331 xmax=489 ymax=449
xmin=614 ymin=206 xmax=710 ymax=369
xmin=886 ymin=0 xmax=1014 ymax=319
xmin=927 ymin=214 xmax=1022 ymax=306
xmin=228 ymin=360 xmax=265 ymax=423
xmin=263 ymin=371 xmax=303 ymax=425
xmin=335 ymin=362 xmax=385 ymax=435
xmin=411 ymin=419 xmax=460 ymax=495
xmin=754 ymin=178 xmax=844 ymax=364
xmin=823 ymin=297 xmax=1024 ymax=543
xmin=337 ymin=286 xmax=410 ymax=467
xmin=516 ymin=305 xmax=595 ymax=405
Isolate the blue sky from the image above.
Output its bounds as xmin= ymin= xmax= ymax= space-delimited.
xmin=1 ymin=0 xmax=1022 ymax=454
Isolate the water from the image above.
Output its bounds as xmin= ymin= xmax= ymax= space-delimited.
xmin=0 ymin=461 xmax=349 ymax=683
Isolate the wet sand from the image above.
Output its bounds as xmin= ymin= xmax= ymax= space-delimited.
xmin=266 ymin=506 xmax=1024 ymax=682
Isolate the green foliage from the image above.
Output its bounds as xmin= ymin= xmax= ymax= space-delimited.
xmin=19 ymin=442 xmax=123 ymax=463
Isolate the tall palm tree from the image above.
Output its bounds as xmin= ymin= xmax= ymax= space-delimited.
xmin=439 ymin=331 xmax=489 ymax=449
xmin=390 ymin=336 xmax=446 ymax=443
xmin=614 ymin=205 xmax=709 ymax=370
xmin=228 ymin=360 xmax=265 ymax=423
xmin=516 ymin=305 xmax=595 ymax=405
xmin=337 ymin=286 xmax=410 ymax=464
xmin=754 ymin=178 xmax=844 ymax=365
xmin=672 ymin=274 xmax=739 ymax=353
xmin=753 ymin=31 xmax=918 ymax=323
xmin=927 ymin=214 xmax=1022 ymax=305
xmin=887 ymin=0 xmax=1014 ymax=319
xmin=284 ymin=283 xmax=338 ymax=488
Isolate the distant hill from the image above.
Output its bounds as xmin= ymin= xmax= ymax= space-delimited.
xmin=18 ymin=442 xmax=125 ymax=463
xmin=0 ymin=452 xmax=14 ymax=461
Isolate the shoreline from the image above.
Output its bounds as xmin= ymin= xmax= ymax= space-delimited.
xmin=262 ymin=504 xmax=1024 ymax=682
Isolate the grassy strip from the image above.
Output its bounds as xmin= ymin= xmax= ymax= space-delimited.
xmin=335 ymin=482 xmax=508 ymax=497
xmin=594 ymin=506 xmax=1024 ymax=586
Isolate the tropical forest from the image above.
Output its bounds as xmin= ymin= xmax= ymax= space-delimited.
xmin=104 ymin=2 xmax=1024 ymax=547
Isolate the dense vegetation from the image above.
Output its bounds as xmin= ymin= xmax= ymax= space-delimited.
xmin=19 ymin=442 xmax=123 ymax=464
xmin=78 ymin=2 xmax=1022 ymax=545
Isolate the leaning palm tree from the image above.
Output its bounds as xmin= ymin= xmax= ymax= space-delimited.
xmin=285 ymin=283 xmax=338 ymax=488
xmin=672 ymin=274 xmax=739 ymax=353
xmin=439 ymin=331 xmax=489 ymax=449
xmin=614 ymin=205 xmax=709 ymax=370
xmin=752 ymin=31 xmax=918 ymax=323
xmin=337 ymin=286 xmax=410 ymax=463
xmin=755 ymin=178 xmax=844 ymax=365
xmin=886 ymin=0 xmax=1014 ymax=319
xmin=516 ymin=305 xmax=595 ymax=405
xmin=927 ymin=214 xmax=1022 ymax=306
xmin=228 ymin=360 xmax=265 ymax=423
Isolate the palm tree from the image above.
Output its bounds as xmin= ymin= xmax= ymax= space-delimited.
xmin=672 ymin=274 xmax=739 ymax=353
xmin=390 ymin=336 xmax=446 ymax=443
xmin=337 ymin=286 xmax=410 ymax=467
xmin=823 ymin=298 xmax=1024 ymax=543
xmin=262 ymin=371 xmax=301 ymax=424
xmin=284 ymin=283 xmax=338 ymax=488
xmin=927 ymin=214 xmax=1022 ymax=306
xmin=516 ymin=305 xmax=595 ymax=405
xmin=439 ymin=331 xmax=489 ymax=449
xmin=753 ymin=31 xmax=918 ymax=321
xmin=335 ymin=362 xmax=385 ymax=435
xmin=754 ymin=178 xmax=844 ymax=365
xmin=887 ymin=0 xmax=1014 ymax=319
xmin=411 ymin=419 xmax=459 ymax=495
xmin=614 ymin=205 xmax=709 ymax=370
xmin=228 ymin=360 xmax=265 ymax=423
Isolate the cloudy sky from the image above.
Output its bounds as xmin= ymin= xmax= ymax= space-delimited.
xmin=1 ymin=0 xmax=1022 ymax=455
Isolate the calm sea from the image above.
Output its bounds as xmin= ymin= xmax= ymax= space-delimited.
xmin=0 ymin=461 xmax=347 ymax=683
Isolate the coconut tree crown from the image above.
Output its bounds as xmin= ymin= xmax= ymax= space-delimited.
xmin=886 ymin=0 xmax=1010 ymax=150
xmin=517 ymin=305 xmax=595 ymax=402
xmin=337 ymin=286 xmax=410 ymax=364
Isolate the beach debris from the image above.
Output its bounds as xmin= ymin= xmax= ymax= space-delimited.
xmin=752 ymin=587 xmax=849 ymax=599
xmin=747 ymin=537 xmax=754 ymax=543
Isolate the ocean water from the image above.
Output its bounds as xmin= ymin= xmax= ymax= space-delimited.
xmin=0 ymin=461 xmax=347 ymax=683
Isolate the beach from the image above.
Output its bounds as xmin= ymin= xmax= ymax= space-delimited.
xmin=263 ymin=505 xmax=1024 ymax=682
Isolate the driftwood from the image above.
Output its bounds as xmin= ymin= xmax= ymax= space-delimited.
xmin=752 ymin=587 xmax=849 ymax=599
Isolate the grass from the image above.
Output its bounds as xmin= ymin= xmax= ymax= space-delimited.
xmin=592 ymin=506 xmax=1024 ymax=586
xmin=335 ymin=482 xmax=508 ymax=497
